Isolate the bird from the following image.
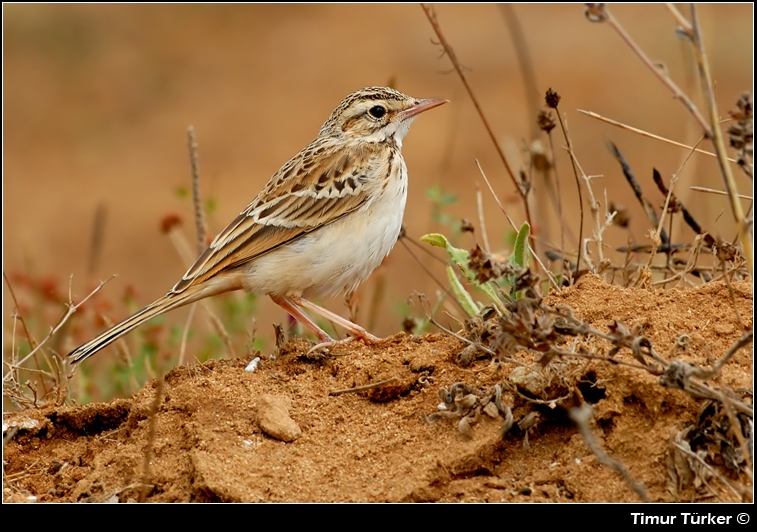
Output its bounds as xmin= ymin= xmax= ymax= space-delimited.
xmin=67 ymin=86 xmax=448 ymax=364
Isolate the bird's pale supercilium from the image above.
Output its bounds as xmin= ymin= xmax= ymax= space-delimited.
xmin=67 ymin=87 xmax=447 ymax=364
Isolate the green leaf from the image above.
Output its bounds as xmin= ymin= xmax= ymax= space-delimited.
xmin=446 ymin=265 xmax=479 ymax=317
xmin=423 ymin=232 xmax=507 ymax=313
xmin=420 ymin=233 xmax=449 ymax=249
xmin=421 ymin=233 xmax=469 ymax=267
xmin=510 ymin=222 xmax=531 ymax=268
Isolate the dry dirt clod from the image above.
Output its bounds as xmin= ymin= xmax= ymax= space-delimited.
xmin=256 ymin=394 xmax=301 ymax=442
xmin=509 ymin=366 xmax=548 ymax=397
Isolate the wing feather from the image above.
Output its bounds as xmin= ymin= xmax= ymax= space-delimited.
xmin=172 ymin=140 xmax=376 ymax=293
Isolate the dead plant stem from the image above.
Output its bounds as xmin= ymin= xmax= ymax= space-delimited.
xmin=3 ymin=272 xmax=39 ymax=380
xmin=688 ymin=5 xmax=753 ymax=276
xmin=476 ymin=185 xmax=491 ymax=254
xmin=178 ymin=303 xmax=198 ymax=367
xmin=554 ymin=111 xmax=585 ymax=273
xmin=578 ymin=109 xmax=737 ymax=163
xmin=571 ymin=404 xmax=650 ymax=502
xmin=588 ymin=4 xmax=709 ymax=131
xmin=673 ymin=442 xmax=743 ymax=500
xmin=421 ymin=3 xmax=536 ymax=258
xmin=3 ymin=276 xmax=115 ymax=381
xmin=475 ymin=160 xmax=559 ymax=291
xmin=690 ymin=186 xmax=752 ymax=200
xmin=498 ymin=4 xmax=540 ymax=140
xmin=187 ymin=126 xmax=207 ymax=255
xmin=546 ymin=130 xmax=566 ymax=255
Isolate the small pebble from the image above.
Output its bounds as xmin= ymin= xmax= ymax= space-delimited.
xmin=245 ymin=357 xmax=261 ymax=372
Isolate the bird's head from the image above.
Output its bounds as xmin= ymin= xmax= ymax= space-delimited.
xmin=320 ymin=87 xmax=447 ymax=146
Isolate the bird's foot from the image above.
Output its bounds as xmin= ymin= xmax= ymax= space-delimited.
xmin=306 ymin=331 xmax=386 ymax=355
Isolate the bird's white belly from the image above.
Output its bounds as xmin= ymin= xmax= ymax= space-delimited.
xmin=242 ymin=176 xmax=407 ymax=299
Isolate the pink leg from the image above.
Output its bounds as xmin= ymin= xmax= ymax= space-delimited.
xmin=292 ymin=296 xmax=382 ymax=344
xmin=269 ymin=295 xmax=333 ymax=343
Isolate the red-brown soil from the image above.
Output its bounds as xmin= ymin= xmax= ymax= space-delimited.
xmin=4 ymin=275 xmax=752 ymax=502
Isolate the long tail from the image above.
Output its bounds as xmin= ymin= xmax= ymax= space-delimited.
xmin=67 ymin=291 xmax=195 ymax=364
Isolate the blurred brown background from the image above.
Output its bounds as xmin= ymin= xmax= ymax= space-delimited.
xmin=4 ymin=4 xmax=752 ymax=348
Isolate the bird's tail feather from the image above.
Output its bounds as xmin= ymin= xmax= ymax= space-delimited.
xmin=67 ymin=292 xmax=191 ymax=364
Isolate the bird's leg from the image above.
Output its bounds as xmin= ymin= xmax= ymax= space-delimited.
xmin=292 ymin=296 xmax=384 ymax=352
xmin=269 ymin=294 xmax=334 ymax=344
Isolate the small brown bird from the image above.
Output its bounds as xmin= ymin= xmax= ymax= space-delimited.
xmin=68 ymin=87 xmax=447 ymax=364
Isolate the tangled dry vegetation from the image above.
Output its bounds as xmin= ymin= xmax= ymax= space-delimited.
xmin=3 ymin=4 xmax=753 ymax=503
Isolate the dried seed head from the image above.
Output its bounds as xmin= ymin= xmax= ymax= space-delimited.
xmin=585 ymin=3 xmax=608 ymax=22
xmin=727 ymin=92 xmax=753 ymax=154
xmin=537 ymin=109 xmax=556 ymax=133
xmin=468 ymin=244 xmax=515 ymax=283
xmin=663 ymin=197 xmax=682 ymax=214
xmin=714 ymin=240 xmax=740 ymax=262
xmin=545 ymin=88 xmax=561 ymax=109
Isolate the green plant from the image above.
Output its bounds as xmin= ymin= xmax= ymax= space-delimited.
xmin=421 ymin=221 xmax=531 ymax=318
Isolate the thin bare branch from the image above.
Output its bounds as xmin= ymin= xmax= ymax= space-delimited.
xmin=421 ymin=3 xmax=536 ymax=257
xmin=475 ymin=160 xmax=559 ymax=291
xmin=688 ymin=5 xmax=753 ymax=277
xmin=498 ymin=4 xmax=540 ymax=140
xmin=578 ymin=109 xmax=738 ymax=163
xmin=3 ymin=272 xmax=39 ymax=371
xmin=178 ymin=303 xmax=198 ymax=368
xmin=673 ymin=442 xmax=743 ymax=500
xmin=3 ymin=276 xmax=115 ymax=380
xmin=690 ymin=186 xmax=752 ymax=200
xmin=585 ymin=4 xmax=709 ymax=133
xmin=187 ymin=126 xmax=207 ymax=255
xmin=87 ymin=203 xmax=107 ymax=276
xmin=554 ymin=107 xmax=585 ymax=272
xmin=712 ymin=331 xmax=753 ymax=376
xmin=475 ymin=184 xmax=491 ymax=254
xmin=571 ymin=404 xmax=650 ymax=502
xmin=664 ymin=3 xmax=693 ymax=34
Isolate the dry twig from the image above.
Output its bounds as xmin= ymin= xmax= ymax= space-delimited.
xmin=421 ymin=3 xmax=536 ymax=257
xmin=571 ymin=404 xmax=650 ymax=502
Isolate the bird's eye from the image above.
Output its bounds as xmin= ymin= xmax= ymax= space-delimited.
xmin=368 ymin=105 xmax=386 ymax=119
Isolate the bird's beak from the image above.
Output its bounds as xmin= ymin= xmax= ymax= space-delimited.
xmin=396 ymin=98 xmax=449 ymax=121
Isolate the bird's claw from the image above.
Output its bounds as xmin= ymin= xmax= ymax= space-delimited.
xmin=306 ymin=333 xmax=385 ymax=355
